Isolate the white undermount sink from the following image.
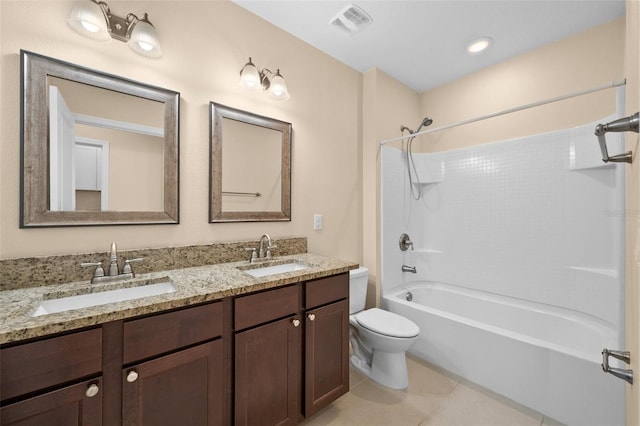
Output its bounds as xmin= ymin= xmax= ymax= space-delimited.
xmin=31 ymin=279 xmax=177 ymax=317
xmin=242 ymin=261 xmax=309 ymax=278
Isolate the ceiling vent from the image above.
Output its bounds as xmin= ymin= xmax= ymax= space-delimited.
xmin=329 ymin=4 xmax=373 ymax=35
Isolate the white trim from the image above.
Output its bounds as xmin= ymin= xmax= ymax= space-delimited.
xmin=74 ymin=113 xmax=164 ymax=138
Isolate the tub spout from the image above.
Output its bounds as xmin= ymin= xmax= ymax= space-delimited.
xmin=402 ymin=265 xmax=417 ymax=273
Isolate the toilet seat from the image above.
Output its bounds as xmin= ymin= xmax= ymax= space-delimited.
xmin=354 ymin=308 xmax=419 ymax=338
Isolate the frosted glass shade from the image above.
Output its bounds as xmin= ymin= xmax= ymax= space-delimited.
xmin=67 ymin=1 xmax=110 ymax=42
xmin=128 ymin=19 xmax=162 ymax=58
xmin=268 ymin=71 xmax=290 ymax=100
xmin=239 ymin=60 xmax=262 ymax=91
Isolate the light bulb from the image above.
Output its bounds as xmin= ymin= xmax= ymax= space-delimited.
xmin=80 ymin=20 xmax=100 ymax=33
xmin=137 ymin=41 xmax=154 ymax=52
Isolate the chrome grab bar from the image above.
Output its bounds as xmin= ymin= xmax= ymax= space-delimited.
xmin=601 ymin=348 xmax=633 ymax=384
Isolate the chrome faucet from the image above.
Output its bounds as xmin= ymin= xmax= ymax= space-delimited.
xmin=244 ymin=234 xmax=278 ymax=263
xmin=81 ymin=242 xmax=144 ymax=283
xmin=258 ymin=234 xmax=276 ymax=259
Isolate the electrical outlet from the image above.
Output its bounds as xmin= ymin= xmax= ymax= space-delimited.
xmin=313 ymin=214 xmax=323 ymax=230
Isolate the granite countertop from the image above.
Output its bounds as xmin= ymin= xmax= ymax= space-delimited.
xmin=0 ymin=253 xmax=358 ymax=345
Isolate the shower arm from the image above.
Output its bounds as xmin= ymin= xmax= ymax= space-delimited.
xmin=594 ymin=112 xmax=638 ymax=164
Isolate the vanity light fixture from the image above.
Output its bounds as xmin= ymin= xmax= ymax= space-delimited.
xmin=467 ymin=36 xmax=492 ymax=54
xmin=239 ymin=57 xmax=290 ymax=100
xmin=67 ymin=0 xmax=162 ymax=58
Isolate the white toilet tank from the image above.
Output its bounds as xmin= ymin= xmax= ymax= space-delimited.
xmin=349 ymin=267 xmax=368 ymax=314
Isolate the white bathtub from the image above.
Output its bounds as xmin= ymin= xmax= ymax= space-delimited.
xmin=383 ymin=282 xmax=625 ymax=426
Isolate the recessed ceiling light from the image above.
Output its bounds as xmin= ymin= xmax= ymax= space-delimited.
xmin=467 ymin=37 xmax=492 ymax=54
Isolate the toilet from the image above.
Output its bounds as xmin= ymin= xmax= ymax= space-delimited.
xmin=349 ymin=267 xmax=420 ymax=390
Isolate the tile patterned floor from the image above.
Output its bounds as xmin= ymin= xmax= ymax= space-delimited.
xmin=300 ymin=355 xmax=565 ymax=426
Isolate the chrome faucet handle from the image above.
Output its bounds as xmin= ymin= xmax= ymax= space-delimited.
xmin=108 ymin=242 xmax=119 ymax=276
xmin=81 ymin=262 xmax=105 ymax=279
xmin=244 ymin=247 xmax=258 ymax=263
xmin=266 ymin=244 xmax=277 ymax=259
xmin=122 ymin=258 xmax=144 ymax=275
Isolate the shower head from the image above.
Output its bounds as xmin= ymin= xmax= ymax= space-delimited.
xmin=415 ymin=117 xmax=433 ymax=133
xmin=400 ymin=117 xmax=433 ymax=135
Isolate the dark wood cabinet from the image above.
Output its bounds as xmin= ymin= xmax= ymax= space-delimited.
xmin=233 ymin=274 xmax=350 ymax=425
xmin=304 ymin=299 xmax=349 ymax=416
xmin=303 ymin=273 xmax=349 ymax=417
xmin=0 ymin=328 xmax=103 ymax=426
xmin=1 ymin=378 xmax=102 ymax=426
xmin=1 ymin=272 xmax=350 ymax=426
xmin=235 ymin=316 xmax=301 ymax=426
xmin=234 ymin=285 xmax=301 ymax=426
xmin=123 ymin=340 xmax=224 ymax=426
xmin=121 ymin=302 xmax=225 ymax=426
xmin=0 ymin=328 xmax=102 ymax=401
xmin=0 ymin=302 xmax=224 ymax=426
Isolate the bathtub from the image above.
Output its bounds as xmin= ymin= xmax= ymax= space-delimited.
xmin=383 ymin=282 xmax=625 ymax=426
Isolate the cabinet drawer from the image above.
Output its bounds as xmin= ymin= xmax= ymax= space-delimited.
xmin=124 ymin=302 xmax=223 ymax=364
xmin=1 ymin=328 xmax=102 ymax=401
xmin=1 ymin=377 xmax=102 ymax=426
xmin=235 ymin=285 xmax=299 ymax=330
xmin=305 ymin=273 xmax=348 ymax=309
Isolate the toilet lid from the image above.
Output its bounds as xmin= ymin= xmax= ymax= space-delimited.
xmin=354 ymin=308 xmax=420 ymax=338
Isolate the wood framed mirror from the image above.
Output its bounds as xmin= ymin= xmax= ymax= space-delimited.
xmin=209 ymin=102 xmax=291 ymax=222
xmin=20 ymin=50 xmax=180 ymax=227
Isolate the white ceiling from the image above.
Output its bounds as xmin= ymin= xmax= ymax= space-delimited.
xmin=232 ymin=0 xmax=626 ymax=92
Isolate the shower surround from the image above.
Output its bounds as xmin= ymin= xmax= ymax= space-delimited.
xmin=380 ymin=115 xmax=626 ymax=425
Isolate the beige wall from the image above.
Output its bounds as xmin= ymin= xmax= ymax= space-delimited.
xmin=362 ymin=68 xmax=420 ymax=306
xmin=221 ymin=119 xmax=282 ymax=212
xmin=624 ymin=0 xmax=639 ymax=423
xmin=0 ymin=1 xmax=362 ymax=262
xmin=362 ymin=18 xmax=625 ymax=308
xmin=419 ymin=18 xmax=624 ymax=152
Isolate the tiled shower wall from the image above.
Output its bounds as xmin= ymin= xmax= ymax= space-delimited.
xmin=381 ymin=114 xmax=625 ymax=330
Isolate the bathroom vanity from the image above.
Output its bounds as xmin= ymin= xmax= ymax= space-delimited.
xmin=0 ymin=253 xmax=356 ymax=426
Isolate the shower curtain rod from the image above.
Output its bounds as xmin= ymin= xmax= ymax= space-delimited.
xmin=379 ymin=79 xmax=627 ymax=146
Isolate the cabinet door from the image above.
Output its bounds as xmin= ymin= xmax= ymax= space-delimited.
xmin=122 ymin=340 xmax=224 ymax=426
xmin=235 ymin=316 xmax=301 ymax=426
xmin=0 ymin=378 xmax=102 ymax=426
xmin=304 ymin=299 xmax=349 ymax=417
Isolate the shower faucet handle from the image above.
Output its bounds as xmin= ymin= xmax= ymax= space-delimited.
xmin=399 ymin=233 xmax=414 ymax=251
